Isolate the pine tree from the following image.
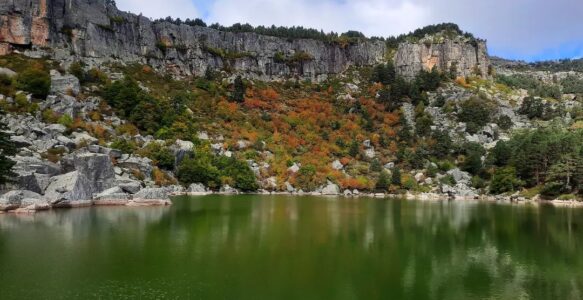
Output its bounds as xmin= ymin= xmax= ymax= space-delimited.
xmin=0 ymin=108 xmax=17 ymax=185
xmin=391 ymin=167 xmax=402 ymax=186
xmin=375 ymin=171 xmax=389 ymax=191
xmin=349 ymin=139 xmax=360 ymax=158
xmin=232 ymin=76 xmax=246 ymax=103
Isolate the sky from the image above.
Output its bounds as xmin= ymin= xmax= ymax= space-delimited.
xmin=115 ymin=0 xmax=583 ymax=62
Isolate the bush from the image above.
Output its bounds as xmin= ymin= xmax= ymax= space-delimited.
xmin=177 ymin=155 xmax=220 ymax=188
xmin=110 ymin=138 xmax=137 ymax=154
xmin=458 ymin=96 xmax=494 ymax=134
xmin=490 ymin=167 xmax=522 ymax=194
xmin=16 ymin=68 xmax=50 ymax=98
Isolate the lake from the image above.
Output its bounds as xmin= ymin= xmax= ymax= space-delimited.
xmin=0 ymin=195 xmax=582 ymax=299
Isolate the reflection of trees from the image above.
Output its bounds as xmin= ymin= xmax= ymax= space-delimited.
xmin=0 ymin=196 xmax=582 ymax=299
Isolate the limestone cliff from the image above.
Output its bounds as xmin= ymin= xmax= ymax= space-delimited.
xmin=394 ymin=37 xmax=490 ymax=79
xmin=0 ymin=0 xmax=386 ymax=80
xmin=0 ymin=0 xmax=490 ymax=81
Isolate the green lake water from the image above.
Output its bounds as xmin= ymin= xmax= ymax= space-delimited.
xmin=0 ymin=195 xmax=582 ymax=299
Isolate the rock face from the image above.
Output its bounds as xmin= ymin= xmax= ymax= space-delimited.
xmin=395 ymin=39 xmax=490 ymax=79
xmin=44 ymin=153 xmax=115 ymax=203
xmin=0 ymin=0 xmax=385 ymax=81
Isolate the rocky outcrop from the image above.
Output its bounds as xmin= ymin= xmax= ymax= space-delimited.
xmin=0 ymin=0 xmax=385 ymax=81
xmin=395 ymin=38 xmax=490 ymax=79
xmin=44 ymin=152 xmax=115 ymax=205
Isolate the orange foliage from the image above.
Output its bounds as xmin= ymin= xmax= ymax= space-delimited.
xmin=259 ymin=88 xmax=279 ymax=101
xmin=244 ymin=98 xmax=270 ymax=110
xmin=383 ymin=112 xmax=400 ymax=126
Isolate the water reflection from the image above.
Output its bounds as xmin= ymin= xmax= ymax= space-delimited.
xmin=0 ymin=195 xmax=581 ymax=300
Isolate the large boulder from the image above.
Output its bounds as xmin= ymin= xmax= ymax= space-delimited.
xmin=447 ymin=168 xmax=472 ymax=184
xmin=45 ymin=153 xmax=115 ymax=204
xmin=0 ymin=190 xmax=43 ymax=211
xmin=117 ymin=155 xmax=154 ymax=179
xmin=11 ymin=156 xmax=61 ymax=194
xmin=187 ymin=183 xmax=210 ymax=195
xmin=321 ymin=181 xmax=340 ymax=195
xmin=50 ymin=71 xmax=80 ymax=96
xmin=115 ymin=178 xmax=143 ymax=194
xmin=93 ymin=186 xmax=130 ymax=205
xmin=130 ymin=188 xmax=172 ymax=206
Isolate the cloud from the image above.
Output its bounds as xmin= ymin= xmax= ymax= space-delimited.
xmin=206 ymin=0 xmax=430 ymax=37
xmin=116 ymin=0 xmax=199 ymax=20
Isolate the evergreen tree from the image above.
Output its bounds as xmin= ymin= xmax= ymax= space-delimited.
xmin=0 ymin=108 xmax=17 ymax=185
xmin=349 ymin=139 xmax=360 ymax=158
xmin=375 ymin=171 xmax=390 ymax=191
xmin=391 ymin=167 xmax=402 ymax=186
xmin=232 ymin=76 xmax=246 ymax=103
xmin=370 ymin=158 xmax=382 ymax=172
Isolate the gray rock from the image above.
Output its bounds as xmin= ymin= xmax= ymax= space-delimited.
xmin=50 ymin=71 xmax=81 ymax=96
xmin=44 ymin=153 xmax=115 ymax=203
xmin=285 ymin=182 xmax=295 ymax=193
xmin=117 ymin=155 xmax=153 ymax=179
xmin=321 ymin=181 xmax=340 ymax=195
xmin=187 ymin=183 xmax=209 ymax=194
xmin=364 ymin=148 xmax=375 ymax=159
xmin=93 ymin=186 xmax=130 ymax=203
xmin=288 ymin=163 xmax=300 ymax=173
xmin=116 ymin=178 xmax=143 ymax=194
xmin=447 ymin=168 xmax=472 ymax=184
xmin=0 ymin=67 xmax=16 ymax=77
xmin=133 ymin=188 xmax=170 ymax=200
xmin=219 ymin=185 xmax=239 ymax=194
xmin=0 ymin=190 xmax=42 ymax=211
xmin=331 ymin=160 xmax=344 ymax=170
xmin=71 ymin=132 xmax=98 ymax=145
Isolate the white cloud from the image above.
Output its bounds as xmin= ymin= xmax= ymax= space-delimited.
xmin=116 ymin=0 xmax=199 ymax=20
xmin=207 ymin=0 xmax=429 ymax=37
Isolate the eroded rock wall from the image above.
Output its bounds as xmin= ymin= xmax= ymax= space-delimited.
xmin=0 ymin=0 xmax=386 ymax=80
xmin=395 ymin=39 xmax=490 ymax=79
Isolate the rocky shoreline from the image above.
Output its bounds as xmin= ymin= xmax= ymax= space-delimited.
xmin=2 ymin=186 xmax=581 ymax=215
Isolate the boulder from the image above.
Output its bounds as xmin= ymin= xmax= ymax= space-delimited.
xmin=187 ymin=183 xmax=210 ymax=195
xmin=285 ymin=181 xmax=295 ymax=193
xmin=0 ymin=190 xmax=43 ymax=211
xmin=219 ymin=185 xmax=239 ymax=194
xmin=447 ymin=168 xmax=472 ymax=184
xmin=116 ymin=178 xmax=143 ymax=194
xmin=0 ymin=67 xmax=16 ymax=77
xmin=321 ymin=181 xmax=340 ymax=195
xmin=288 ymin=163 xmax=300 ymax=173
xmin=414 ymin=172 xmax=425 ymax=183
xmin=331 ymin=160 xmax=344 ymax=170
xmin=93 ymin=186 xmax=130 ymax=205
xmin=130 ymin=188 xmax=172 ymax=206
xmin=50 ymin=71 xmax=80 ymax=96
xmin=71 ymin=132 xmax=98 ymax=145
xmin=364 ymin=148 xmax=375 ymax=159
xmin=45 ymin=153 xmax=115 ymax=203
xmin=117 ymin=155 xmax=154 ymax=179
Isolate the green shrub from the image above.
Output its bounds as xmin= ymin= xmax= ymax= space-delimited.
xmin=16 ymin=68 xmax=50 ymax=98
xmin=490 ymin=167 xmax=522 ymax=194
xmin=110 ymin=138 xmax=137 ymax=154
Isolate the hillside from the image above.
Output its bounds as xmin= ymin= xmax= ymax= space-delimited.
xmin=0 ymin=0 xmax=582 ymax=212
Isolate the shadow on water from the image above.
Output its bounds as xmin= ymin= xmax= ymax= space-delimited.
xmin=0 ymin=195 xmax=582 ymax=299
